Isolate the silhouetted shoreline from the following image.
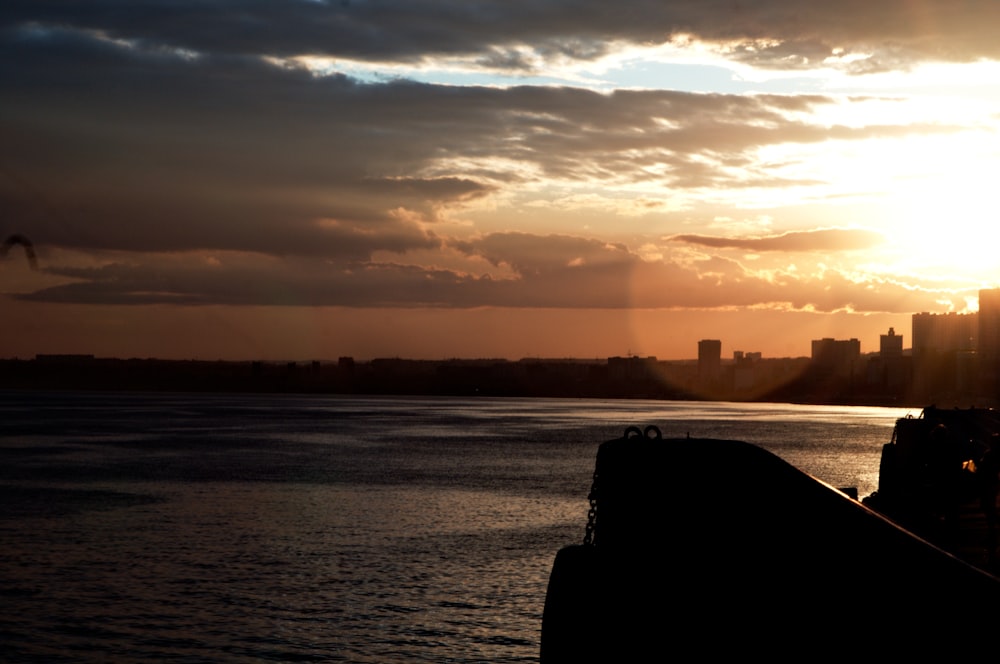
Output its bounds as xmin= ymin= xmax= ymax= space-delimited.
xmin=0 ymin=354 xmax=962 ymax=407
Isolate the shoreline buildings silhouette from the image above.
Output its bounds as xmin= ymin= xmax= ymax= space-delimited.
xmin=3 ymin=289 xmax=1000 ymax=407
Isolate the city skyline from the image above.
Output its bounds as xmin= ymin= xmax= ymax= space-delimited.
xmin=9 ymin=291 xmax=1000 ymax=405
xmin=4 ymin=3 xmax=1000 ymax=362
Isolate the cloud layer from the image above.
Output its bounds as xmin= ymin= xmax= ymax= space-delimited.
xmin=1 ymin=3 xmax=994 ymax=359
xmin=6 ymin=1 xmax=1000 ymax=73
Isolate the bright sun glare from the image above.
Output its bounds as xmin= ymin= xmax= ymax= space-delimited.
xmin=879 ymin=134 xmax=1000 ymax=282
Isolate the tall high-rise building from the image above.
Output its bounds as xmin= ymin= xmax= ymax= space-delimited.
xmin=698 ymin=339 xmax=721 ymax=381
xmin=911 ymin=311 xmax=979 ymax=400
xmin=978 ymin=288 xmax=1000 ymax=395
xmin=878 ymin=327 xmax=906 ymax=389
xmin=979 ymin=289 xmax=1000 ymax=364
xmin=880 ymin=327 xmax=903 ymax=359
xmin=912 ymin=312 xmax=976 ymax=358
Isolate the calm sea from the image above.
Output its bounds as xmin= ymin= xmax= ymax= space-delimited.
xmin=0 ymin=391 xmax=911 ymax=662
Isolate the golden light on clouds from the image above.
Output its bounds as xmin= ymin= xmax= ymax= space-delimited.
xmin=6 ymin=2 xmax=1000 ymax=360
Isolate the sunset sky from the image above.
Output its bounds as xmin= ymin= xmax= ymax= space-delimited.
xmin=4 ymin=2 xmax=1000 ymax=362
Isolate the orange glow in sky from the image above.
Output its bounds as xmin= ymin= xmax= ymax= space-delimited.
xmin=3 ymin=3 xmax=1000 ymax=361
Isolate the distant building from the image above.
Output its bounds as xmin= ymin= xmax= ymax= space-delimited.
xmin=912 ymin=312 xmax=976 ymax=358
xmin=878 ymin=327 xmax=906 ymax=389
xmin=979 ymin=289 xmax=1000 ymax=365
xmin=979 ymin=288 xmax=1000 ymax=394
xmin=912 ymin=311 xmax=979 ymax=401
xmin=880 ymin=328 xmax=903 ymax=359
xmin=811 ymin=338 xmax=860 ymax=364
xmin=733 ymin=350 xmax=762 ymax=392
xmin=35 ymin=354 xmax=95 ymax=362
xmin=698 ymin=339 xmax=721 ymax=382
xmin=607 ymin=355 xmax=658 ymax=382
xmin=811 ymin=338 xmax=860 ymax=377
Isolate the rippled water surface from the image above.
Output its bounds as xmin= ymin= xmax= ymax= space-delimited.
xmin=0 ymin=392 xmax=909 ymax=662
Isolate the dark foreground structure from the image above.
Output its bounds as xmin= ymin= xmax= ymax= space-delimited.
xmin=863 ymin=406 xmax=1000 ymax=563
xmin=541 ymin=426 xmax=1000 ymax=661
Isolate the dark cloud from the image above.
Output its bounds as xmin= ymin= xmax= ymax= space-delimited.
xmin=4 ymin=1 xmax=999 ymax=72
xmin=669 ymin=228 xmax=887 ymax=252
xmin=5 ymin=25 xmax=927 ymax=260
xmin=14 ymin=230 xmax=947 ymax=317
xmin=0 ymin=4 xmax=979 ymax=327
xmin=457 ymin=232 xmax=632 ymax=274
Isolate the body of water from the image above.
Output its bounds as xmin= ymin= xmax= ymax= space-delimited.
xmin=0 ymin=391 xmax=912 ymax=662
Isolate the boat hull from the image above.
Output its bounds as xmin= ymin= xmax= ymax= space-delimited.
xmin=541 ymin=434 xmax=1000 ymax=660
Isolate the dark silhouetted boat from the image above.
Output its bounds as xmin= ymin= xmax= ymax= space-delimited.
xmin=862 ymin=405 xmax=1000 ymax=573
xmin=541 ymin=423 xmax=1000 ymax=661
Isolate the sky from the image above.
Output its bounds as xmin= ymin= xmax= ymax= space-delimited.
xmin=3 ymin=1 xmax=1000 ymax=362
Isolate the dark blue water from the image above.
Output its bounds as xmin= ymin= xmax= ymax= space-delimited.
xmin=0 ymin=391 xmax=908 ymax=662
